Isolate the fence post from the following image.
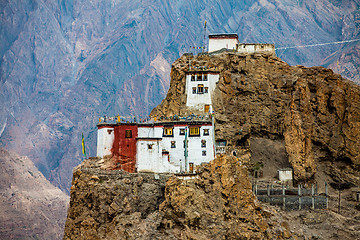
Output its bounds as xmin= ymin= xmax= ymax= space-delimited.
xmin=267 ymin=184 xmax=270 ymax=203
xmin=325 ymin=182 xmax=328 ymax=209
xmin=312 ymin=184 xmax=315 ymax=210
xmin=298 ymin=184 xmax=302 ymax=210
xmin=282 ymin=185 xmax=285 ymax=210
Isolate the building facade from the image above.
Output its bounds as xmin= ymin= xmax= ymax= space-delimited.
xmin=96 ymin=120 xmax=215 ymax=173
xmin=185 ymin=71 xmax=220 ymax=113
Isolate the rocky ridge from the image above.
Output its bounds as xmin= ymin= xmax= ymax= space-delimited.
xmin=151 ymin=52 xmax=360 ymax=185
xmin=64 ymin=155 xmax=292 ymax=239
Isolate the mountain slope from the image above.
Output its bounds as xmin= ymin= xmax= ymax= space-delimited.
xmin=0 ymin=0 xmax=359 ymax=193
xmin=0 ymin=149 xmax=69 ymax=239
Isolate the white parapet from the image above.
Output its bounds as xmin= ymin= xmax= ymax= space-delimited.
xmin=96 ymin=126 xmax=114 ymax=158
xmin=237 ymin=43 xmax=275 ymax=53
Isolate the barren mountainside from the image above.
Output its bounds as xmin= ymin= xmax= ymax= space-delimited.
xmin=0 ymin=149 xmax=68 ymax=240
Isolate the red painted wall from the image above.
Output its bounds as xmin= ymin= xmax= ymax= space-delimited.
xmin=111 ymin=124 xmax=138 ymax=172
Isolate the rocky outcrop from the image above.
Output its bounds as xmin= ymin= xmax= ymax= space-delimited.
xmin=63 ymin=155 xmax=292 ymax=239
xmin=152 ymin=52 xmax=360 ymax=184
xmin=0 ymin=149 xmax=69 ymax=240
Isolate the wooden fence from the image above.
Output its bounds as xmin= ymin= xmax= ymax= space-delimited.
xmin=253 ymin=183 xmax=329 ymax=210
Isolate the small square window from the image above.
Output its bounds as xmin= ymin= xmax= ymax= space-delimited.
xmin=197 ymin=74 xmax=202 ymax=81
xmin=180 ymin=129 xmax=185 ymax=135
xmin=192 ymin=87 xmax=197 ymax=94
xmin=107 ymin=129 xmax=113 ymax=134
xmin=125 ymin=130 xmax=132 ymax=138
xmin=204 ymin=75 xmax=208 ymax=81
xmin=163 ymin=127 xmax=173 ymax=137
xmin=204 ymin=87 xmax=208 ymax=93
xmin=203 ymin=129 xmax=209 ymax=136
xmin=148 ymin=144 xmax=153 ymax=150
xmin=171 ymin=141 xmax=176 ymax=148
xmin=191 ymin=75 xmax=195 ymax=81
xmin=202 ymin=150 xmax=206 ymax=156
xmin=189 ymin=127 xmax=200 ymax=136
xmin=201 ymin=140 xmax=206 ymax=148
xmin=198 ymin=84 xmax=204 ymax=94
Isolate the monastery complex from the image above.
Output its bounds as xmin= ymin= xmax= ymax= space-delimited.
xmin=96 ymin=34 xmax=275 ymax=174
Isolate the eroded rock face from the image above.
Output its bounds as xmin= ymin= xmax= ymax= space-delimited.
xmin=152 ymin=52 xmax=360 ymax=184
xmin=63 ymin=155 xmax=291 ymax=239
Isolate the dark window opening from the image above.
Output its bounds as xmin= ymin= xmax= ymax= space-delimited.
xmin=204 ymin=75 xmax=208 ymax=81
xmin=204 ymin=87 xmax=208 ymax=93
xmin=180 ymin=129 xmax=185 ymax=135
xmin=201 ymin=140 xmax=206 ymax=148
xmin=107 ymin=129 xmax=113 ymax=134
xmin=171 ymin=141 xmax=176 ymax=148
xmin=148 ymin=144 xmax=153 ymax=150
xmin=191 ymin=75 xmax=195 ymax=81
xmin=125 ymin=130 xmax=132 ymax=138
xmin=198 ymin=84 xmax=204 ymax=94
xmin=203 ymin=129 xmax=209 ymax=136
xmin=202 ymin=150 xmax=206 ymax=156
xmin=192 ymin=87 xmax=197 ymax=94
xmin=197 ymin=74 xmax=202 ymax=81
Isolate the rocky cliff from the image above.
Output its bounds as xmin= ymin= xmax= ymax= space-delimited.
xmin=151 ymin=52 xmax=360 ymax=185
xmin=64 ymin=155 xmax=292 ymax=239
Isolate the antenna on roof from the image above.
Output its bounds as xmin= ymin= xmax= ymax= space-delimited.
xmin=203 ymin=21 xmax=207 ymax=53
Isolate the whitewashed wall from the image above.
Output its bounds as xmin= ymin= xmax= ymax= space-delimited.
xmin=96 ymin=126 xmax=114 ymax=158
xmin=208 ymin=38 xmax=238 ymax=52
xmin=137 ymin=124 xmax=214 ymax=173
xmin=237 ymin=44 xmax=275 ymax=53
xmin=185 ymin=73 xmax=219 ymax=112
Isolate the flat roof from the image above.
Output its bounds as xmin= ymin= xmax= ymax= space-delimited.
xmin=209 ymin=33 xmax=238 ymax=39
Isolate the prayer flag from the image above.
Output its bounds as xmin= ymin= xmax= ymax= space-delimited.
xmin=82 ymin=133 xmax=86 ymax=158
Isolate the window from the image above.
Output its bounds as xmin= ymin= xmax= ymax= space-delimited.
xmin=203 ymin=129 xmax=209 ymax=136
xmin=197 ymin=74 xmax=202 ymax=81
xmin=201 ymin=140 xmax=206 ymax=148
xmin=148 ymin=144 xmax=153 ymax=150
xmin=204 ymin=87 xmax=208 ymax=93
xmin=107 ymin=129 xmax=113 ymax=134
xmin=191 ymin=75 xmax=195 ymax=81
xmin=198 ymin=84 xmax=204 ymax=94
xmin=189 ymin=127 xmax=200 ymax=136
xmin=202 ymin=150 xmax=206 ymax=156
xmin=192 ymin=87 xmax=197 ymax=94
xmin=125 ymin=130 xmax=132 ymax=138
xmin=163 ymin=127 xmax=173 ymax=137
xmin=204 ymin=75 xmax=208 ymax=81
xmin=180 ymin=129 xmax=185 ymax=135
xmin=171 ymin=141 xmax=176 ymax=148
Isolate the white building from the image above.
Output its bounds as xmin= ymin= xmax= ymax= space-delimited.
xmin=185 ymin=71 xmax=220 ymax=113
xmin=237 ymin=43 xmax=275 ymax=54
xmin=208 ymin=34 xmax=239 ymax=52
xmin=97 ymin=125 xmax=114 ymax=158
xmin=136 ymin=121 xmax=215 ymax=173
xmin=96 ymin=120 xmax=215 ymax=173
